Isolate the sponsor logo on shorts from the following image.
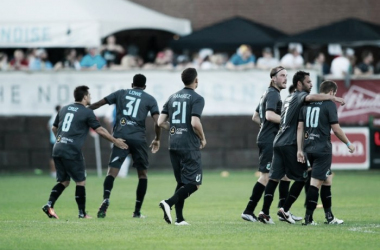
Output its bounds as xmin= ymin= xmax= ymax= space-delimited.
xmin=120 ymin=117 xmax=127 ymax=126
xmin=266 ymin=163 xmax=271 ymax=170
xmin=326 ymin=169 xmax=331 ymax=177
xmin=195 ymin=174 xmax=202 ymax=182
xmin=303 ymin=171 xmax=308 ymax=178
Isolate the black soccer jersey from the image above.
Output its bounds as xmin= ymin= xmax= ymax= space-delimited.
xmin=105 ymin=89 xmax=159 ymax=141
xmin=255 ymin=87 xmax=282 ymax=144
xmin=299 ymin=100 xmax=339 ymax=153
xmin=53 ymin=103 xmax=101 ymax=160
xmin=274 ymin=90 xmax=308 ymax=146
xmin=162 ymin=87 xmax=205 ymax=150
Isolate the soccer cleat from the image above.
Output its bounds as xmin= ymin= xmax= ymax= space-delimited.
xmin=175 ymin=220 xmax=190 ymax=226
xmin=325 ymin=217 xmax=344 ymax=225
xmin=278 ymin=211 xmax=302 ymax=222
xmin=97 ymin=199 xmax=109 ymax=218
xmin=42 ymin=204 xmax=59 ymax=219
xmin=159 ymin=200 xmax=172 ymax=224
xmin=258 ymin=211 xmax=275 ymax=224
xmin=241 ymin=213 xmax=258 ymax=222
xmin=132 ymin=212 xmax=146 ymax=219
xmin=277 ymin=208 xmax=295 ymax=224
xmin=79 ymin=213 xmax=92 ymax=219
xmin=302 ymin=220 xmax=318 ymax=226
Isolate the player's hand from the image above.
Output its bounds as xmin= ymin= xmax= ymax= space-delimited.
xmin=333 ymin=96 xmax=345 ymax=106
xmin=348 ymin=144 xmax=355 ymax=153
xmin=150 ymin=140 xmax=160 ymax=153
xmin=200 ymin=139 xmax=207 ymax=149
xmin=114 ymin=138 xmax=128 ymax=150
xmin=297 ymin=150 xmax=305 ymax=163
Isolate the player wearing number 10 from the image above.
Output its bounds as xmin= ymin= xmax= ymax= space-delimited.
xmin=42 ymin=86 xmax=128 ymax=219
xmin=297 ymin=80 xmax=355 ymax=225
xmin=158 ymin=68 xmax=206 ymax=225
xmin=89 ymin=74 xmax=161 ymax=219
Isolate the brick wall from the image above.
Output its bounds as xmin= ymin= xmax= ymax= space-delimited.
xmin=130 ymin=0 xmax=380 ymax=34
xmin=0 ymin=116 xmax=260 ymax=172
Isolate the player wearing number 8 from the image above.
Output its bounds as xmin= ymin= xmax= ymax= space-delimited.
xmin=297 ymin=80 xmax=355 ymax=225
xmin=42 ymin=86 xmax=128 ymax=219
xmin=158 ymin=68 xmax=206 ymax=225
xmin=88 ymin=74 xmax=161 ymax=219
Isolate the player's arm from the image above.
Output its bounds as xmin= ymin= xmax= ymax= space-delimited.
xmin=305 ymin=94 xmax=345 ymax=106
xmin=157 ymin=113 xmax=170 ymax=130
xmin=265 ymin=110 xmax=281 ymax=124
xmin=191 ymin=116 xmax=206 ymax=149
xmin=296 ymin=121 xmax=305 ymax=163
xmin=252 ymin=111 xmax=260 ymax=125
xmin=150 ymin=113 xmax=161 ymax=153
xmin=51 ymin=126 xmax=58 ymax=137
xmin=88 ymin=98 xmax=107 ymax=110
xmin=95 ymin=126 xmax=128 ymax=150
xmin=331 ymin=124 xmax=355 ymax=153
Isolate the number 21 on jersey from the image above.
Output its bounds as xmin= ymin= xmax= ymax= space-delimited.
xmin=172 ymin=101 xmax=187 ymax=124
xmin=123 ymin=96 xmax=141 ymax=118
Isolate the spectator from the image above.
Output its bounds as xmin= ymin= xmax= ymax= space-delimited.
xmin=306 ymin=52 xmax=330 ymax=75
xmin=256 ymin=47 xmax=279 ymax=70
xmin=47 ymin=105 xmax=61 ymax=178
xmin=226 ymin=44 xmax=255 ymax=70
xmin=111 ymin=54 xmax=144 ymax=70
xmin=54 ymin=49 xmax=81 ymax=71
xmin=198 ymin=48 xmax=216 ymax=70
xmin=80 ymin=47 xmax=106 ymax=70
xmin=280 ymin=48 xmax=304 ymax=69
xmin=144 ymin=48 xmax=175 ymax=70
xmin=29 ymin=49 xmax=53 ymax=71
xmin=100 ymin=35 xmax=124 ymax=67
xmin=9 ymin=50 xmax=29 ymax=71
xmin=330 ymin=48 xmax=351 ymax=77
xmin=354 ymin=50 xmax=374 ymax=76
xmin=0 ymin=52 xmax=8 ymax=71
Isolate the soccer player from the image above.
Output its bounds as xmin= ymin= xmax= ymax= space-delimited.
xmin=258 ymin=71 xmax=345 ymax=224
xmin=42 ymin=85 xmax=128 ymax=219
xmin=241 ymin=66 xmax=301 ymax=223
xmin=297 ymin=80 xmax=355 ymax=225
xmin=157 ymin=68 xmax=206 ymax=225
xmin=88 ymin=74 xmax=161 ymax=218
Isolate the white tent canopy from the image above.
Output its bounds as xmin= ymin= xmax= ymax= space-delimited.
xmin=0 ymin=0 xmax=191 ymax=47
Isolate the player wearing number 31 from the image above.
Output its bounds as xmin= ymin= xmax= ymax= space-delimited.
xmin=88 ymin=74 xmax=161 ymax=219
xmin=42 ymin=86 xmax=128 ymax=219
xmin=158 ymin=68 xmax=206 ymax=225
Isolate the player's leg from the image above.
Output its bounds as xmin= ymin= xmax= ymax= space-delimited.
xmin=258 ymin=146 xmax=283 ymax=224
xmin=242 ymin=143 xmax=271 ymax=222
xmin=131 ymin=140 xmax=149 ymax=218
xmin=278 ymin=145 xmax=308 ymax=224
xmin=277 ymin=176 xmax=302 ymax=222
xmin=98 ymin=146 xmax=128 ymax=218
xmin=321 ymin=168 xmax=343 ymax=224
xmin=303 ymin=176 xmax=323 ymax=225
xmin=42 ymin=157 xmax=70 ymax=219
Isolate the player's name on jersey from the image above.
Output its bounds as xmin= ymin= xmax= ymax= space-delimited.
xmin=172 ymin=94 xmax=191 ymax=99
xmin=129 ymin=90 xmax=142 ymax=97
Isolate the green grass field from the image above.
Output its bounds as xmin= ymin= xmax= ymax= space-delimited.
xmin=1 ymin=170 xmax=379 ymax=250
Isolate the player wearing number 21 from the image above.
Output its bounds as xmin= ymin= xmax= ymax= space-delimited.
xmin=158 ymin=68 xmax=206 ymax=225
xmin=88 ymin=74 xmax=161 ymax=219
xmin=42 ymin=86 xmax=128 ymax=219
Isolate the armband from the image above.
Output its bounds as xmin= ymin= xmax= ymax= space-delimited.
xmin=346 ymin=142 xmax=351 ymax=147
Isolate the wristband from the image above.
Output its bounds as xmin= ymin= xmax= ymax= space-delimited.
xmin=346 ymin=142 xmax=351 ymax=147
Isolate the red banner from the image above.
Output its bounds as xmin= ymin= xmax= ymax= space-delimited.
xmin=335 ymin=79 xmax=380 ymax=125
xmin=331 ymin=127 xmax=369 ymax=170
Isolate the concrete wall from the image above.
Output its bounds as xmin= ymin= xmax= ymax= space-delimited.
xmin=0 ymin=116 xmax=260 ymax=172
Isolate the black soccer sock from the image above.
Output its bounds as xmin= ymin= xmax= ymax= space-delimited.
xmin=304 ymin=171 xmax=312 ymax=207
xmin=75 ymin=185 xmax=86 ymax=215
xmin=166 ymin=184 xmax=198 ymax=207
xmin=134 ymin=178 xmax=147 ymax=214
xmin=261 ymin=180 xmax=279 ymax=215
xmin=174 ymin=183 xmax=185 ymax=222
xmin=305 ymin=185 xmax=319 ymax=219
xmin=103 ymin=175 xmax=115 ymax=199
xmin=321 ymin=185 xmax=334 ymax=220
xmin=283 ymin=181 xmax=305 ymax=212
xmin=47 ymin=183 xmax=66 ymax=208
xmin=278 ymin=180 xmax=290 ymax=208
xmin=244 ymin=182 xmax=265 ymax=214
